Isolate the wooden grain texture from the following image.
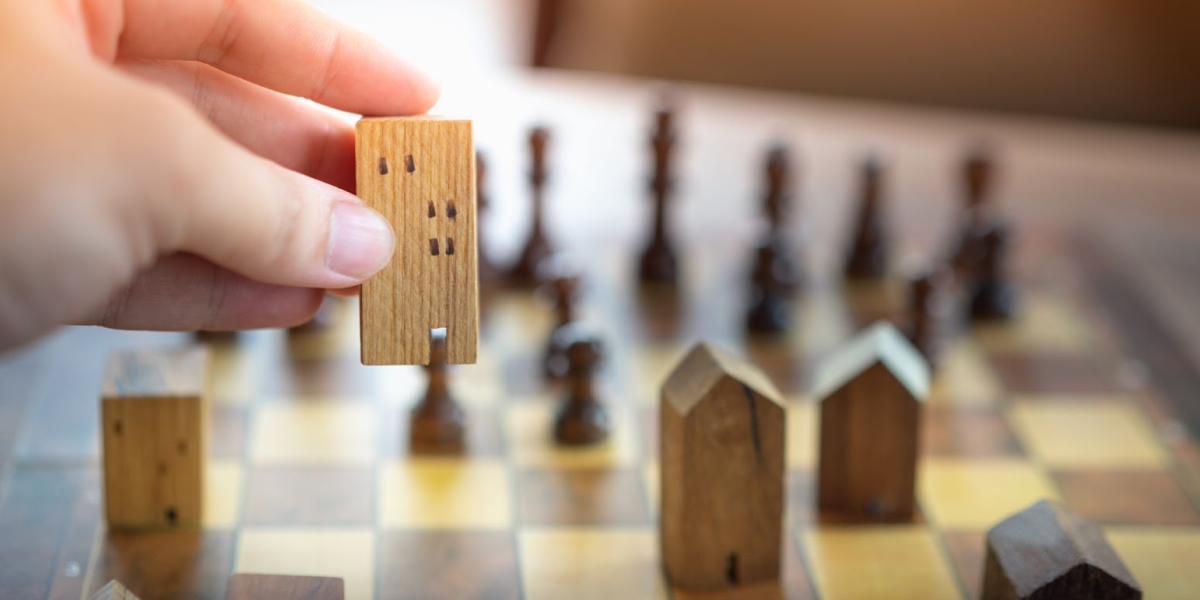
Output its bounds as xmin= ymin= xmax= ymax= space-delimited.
xmin=661 ymin=343 xmax=786 ymax=591
xmin=101 ymin=348 xmax=209 ymax=529
xmin=89 ymin=580 xmax=140 ymax=600
xmin=356 ymin=117 xmax=478 ymax=366
xmin=815 ymin=322 xmax=928 ymax=522
xmin=982 ymin=499 xmax=1142 ymax=600
xmin=225 ymin=573 xmax=344 ymax=600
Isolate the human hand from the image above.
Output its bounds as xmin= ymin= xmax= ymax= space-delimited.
xmin=0 ymin=0 xmax=438 ymax=352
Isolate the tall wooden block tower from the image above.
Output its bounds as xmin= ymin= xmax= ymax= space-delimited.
xmin=356 ymin=117 xmax=478 ymax=365
xmin=660 ymin=343 xmax=786 ymax=591
xmin=101 ymin=347 xmax=209 ymax=529
xmin=814 ymin=321 xmax=929 ymax=522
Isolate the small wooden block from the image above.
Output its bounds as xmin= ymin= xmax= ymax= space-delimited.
xmin=356 ymin=117 xmax=478 ymax=365
xmin=814 ymin=322 xmax=929 ymax=522
xmin=661 ymin=343 xmax=786 ymax=591
xmin=982 ymin=499 xmax=1141 ymax=600
xmin=225 ymin=573 xmax=345 ymax=600
xmin=90 ymin=580 xmax=141 ymax=600
xmin=101 ymin=347 xmax=209 ymax=529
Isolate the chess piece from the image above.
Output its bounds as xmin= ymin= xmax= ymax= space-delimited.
xmin=357 ymin=117 xmax=478 ymax=365
xmin=815 ymin=322 xmax=928 ymax=521
xmin=661 ymin=343 xmax=786 ymax=591
xmin=410 ymin=330 xmax=465 ymax=448
xmin=982 ymin=500 xmax=1141 ymax=600
xmin=476 ymin=151 xmax=502 ymax=287
xmin=951 ymin=146 xmax=997 ymax=276
xmin=638 ymin=105 xmax=680 ymax=285
xmin=844 ymin=155 xmax=888 ymax=280
xmin=102 ymin=348 xmax=209 ymax=529
xmin=225 ymin=574 xmax=345 ymax=600
xmin=969 ymin=222 xmax=1017 ymax=321
xmin=543 ymin=270 xmax=581 ymax=378
xmin=906 ymin=266 xmax=952 ymax=370
xmin=509 ymin=126 xmax=555 ymax=287
xmin=761 ymin=143 xmax=801 ymax=290
xmin=553 ymin=327 xmax=609 ymax=445
xmin=91 ymin=580 xmax=140 ymax=600
xmin=746 ymin=243 xmax=789 ymax=334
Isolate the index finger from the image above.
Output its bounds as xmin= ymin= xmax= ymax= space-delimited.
xmin=116 ymin=0 xmax=439 ymax=115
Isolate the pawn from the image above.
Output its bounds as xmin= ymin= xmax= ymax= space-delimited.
xmin=543 ymin=270 xmax=580 ymax=378
xmin=844 ymin=155 xmax=888 ymax=280
xmin=907 ymin=267 xmax=952 ymax=369
xmin=746 ymin=243 xmax=789 ymax=334
xmin=553 ymin=327 xmax=609 ymax=445
xmin=969 ymin=223 xmax=1018 ymax=321
xmin=410 ymin=331 xmax=465 ymax=449
xmin=509 ymin=127 xmax=554 ymax=287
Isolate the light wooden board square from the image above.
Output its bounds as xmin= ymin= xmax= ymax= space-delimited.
xmin=1107 ymin=527 xmax=1200 ymax=600
xmin=507 ymin=401 xmax=639 ymax=468
xmin=518 ymin=528 xmax=667 ymax=600
xmin=250 ymin=401 xmax=377 ymax=465
xmin=787 ymin=400 xmax=817 ymax=470
xmin=1008 ymin=399 xmax=1166 ymax=469
xmin=235 ymin=528 xmax=374 ymax=600
xmin=928 ymin=338 xmax=1002 ymax=407
xmin=920 ymin=457 xmax=1059 ymax=530
xmin=972 ymin=292 xmax=1093 ymax=353
xmin=803 ymin=526 xmax=958 ymax=600
xmin=203 ymin=461 xmax=242 ymax=529
xmin=378 ymin=459 xmax=511 ymax=528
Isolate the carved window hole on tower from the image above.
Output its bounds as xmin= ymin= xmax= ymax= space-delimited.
xmin=429 ymin=238 xmax=440 ymax=256
xmin=378 ymin=157 xmax=389 ymax=175
xmin=428 ymin=202 xmax=436 ymax=218
xmin=446 ymin=238 xmax=456 ymax=256
xmin=447 ymin=201 xmax=458 ymax=219
xmin=405 ymin=154 xmax=416 ymax=173
xmin=726 ymin=553 xmax=740 ymax=584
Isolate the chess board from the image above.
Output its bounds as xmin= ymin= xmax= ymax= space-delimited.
xmin=2 ymin=224 xmax=1200 ymax=600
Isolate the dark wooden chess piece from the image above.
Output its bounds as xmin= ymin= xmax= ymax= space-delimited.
xmin=761 ymin=143 xmax=801 ymax=291
xmin=553 ymin=327 xmax=609 ymax=445
xmin=476 ymin=151 xmax=501 ymax=288
xmin=844 ymin=154 xmax=887 ymax=280
xmin=951 ymin=146 xmax=996 ymax=277
xmin=969 ymin=222 xmax=1018 ymax=321
xmin=638 ymin=106 xmax=680 ymax=286
xmin=746 ymin=243 xmax=789 ymax=334
xmin=907 ymin=266 xmax=952 ymax=370
xmin=509 ymin=126 xmax=554 ymax=287
xmin=543 ymin=270 xmax=580 ymax=378
xmin=410 ymin=330 xmax=465 ymax=449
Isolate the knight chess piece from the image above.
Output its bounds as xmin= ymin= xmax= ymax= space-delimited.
xmin=553 ymin=327 xmax=609 ymax=445
xmin=410 ymin=331 xmax=465 ymax=449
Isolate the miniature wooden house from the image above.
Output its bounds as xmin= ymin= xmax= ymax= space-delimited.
xmin=814 ymin=321 xmax=929 ymax=521
xmin=661 ymin=343 xmax=786 ymax=591
xmin=983 ymin=499 xmax=1141 ymax=600
xmin=356 ymin=117 xmax=478 ymax=365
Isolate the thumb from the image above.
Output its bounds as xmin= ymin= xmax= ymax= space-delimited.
xmin=145 ymin=96 xmax=394 ymax=289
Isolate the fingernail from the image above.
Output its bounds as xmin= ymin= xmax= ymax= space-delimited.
xmin=327 ymin=202 xmax=394 ymax=280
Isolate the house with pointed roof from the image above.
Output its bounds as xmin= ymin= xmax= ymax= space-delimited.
xmin=660 ymin=342 xmax=786 ymax=591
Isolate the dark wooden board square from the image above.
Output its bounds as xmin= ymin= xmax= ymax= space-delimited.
xmin=988 ymin=353 xmax=1114 ymax=394
xmin=517 ymin=467 xmax=650 ymax=526
xmin=673 ymin=533 xmax=816 ymax=600
xmin=1054 ymin=468 xmax=1200 ymax=526
xmin=378 ymin=531 xmax=519 ymax=600
xmin=244 ymin=466 xmax=375 ymax=526
xmin=923 ymin=407 xmax=1023 ymax=457
xmin=87 ymin=531 xmax=234 ymax=600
